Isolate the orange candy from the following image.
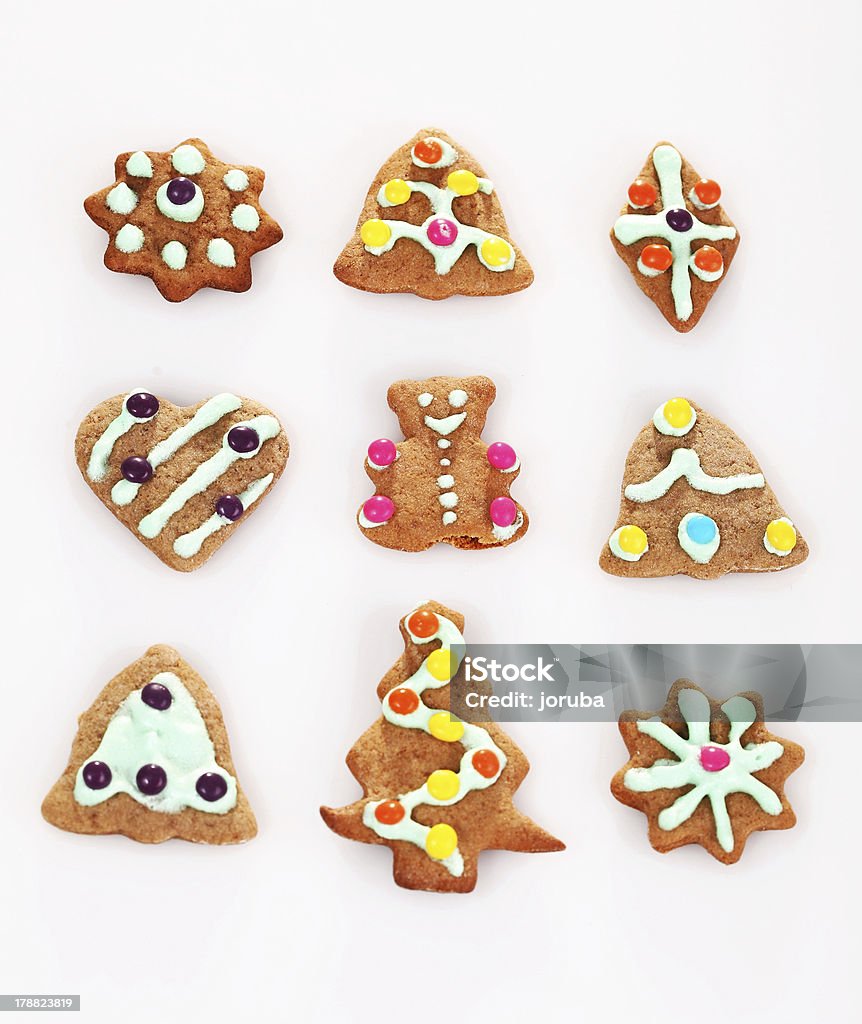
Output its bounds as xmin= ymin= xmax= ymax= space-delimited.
xmin=472 ymin=749 xmax=500 ymax=779
xmin=641 ymin=244 xmax=673 ymax=271
xmin=627 ymin=179 xmax=657 ymax=207
xmin=388 ymin=687 xmax=420 ymax=716
xmin=694 ymin=178 xmax=721 ymax=205
xmin=375 ymin=800 xmax=406 ymax=825
xmin=414 ymin=138 xmax=443 ymax=165
xmin=694 ymin=245 xmax=723 ymax=273
xmin=407 ymin=609 xmax=439 ymax=639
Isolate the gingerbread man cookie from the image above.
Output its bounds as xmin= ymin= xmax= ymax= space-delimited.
xmin=358 ymin=376 xmax=528 ymax=551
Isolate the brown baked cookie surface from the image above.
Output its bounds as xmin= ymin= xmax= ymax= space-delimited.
xmin=611 ymin=141 xmax=740 ymax=331
xmin=358 ymin=376 xmax=527 ymax=552
xmin=85 ymin=138 xmax=282 ymax=301
xmin=42 ymin=645 xmax=257 ymax=845
xmin=76 ymin=390 xmax=290 ymax=572
xmin=600 ymin=398 xmax=808 ymax=579
xmin=611 ymin=680 xmax=803 ymax=864
xmin=321 ymin=602 xmax=564 ymax=893
xmin=334 ymin=128 xmax=533 ymax=299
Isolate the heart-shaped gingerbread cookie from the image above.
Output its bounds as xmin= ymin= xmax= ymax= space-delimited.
xmin=76 ymin=391 xmax=289 ymax=571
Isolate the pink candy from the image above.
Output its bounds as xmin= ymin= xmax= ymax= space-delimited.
xmin=489 ymin=496 xmax=517 ymax=528
xmin=487 ymin=442 xmax=517 ymax=471
xmin=426 ymin=218 xmax=458 ymax=247
xmin=363 ymin=495 xmax=394 ymax=524
xmin=368 ymin=438 xmax=397 ymax=468
xmin=699 ymin=745 xmax=731 ymax=772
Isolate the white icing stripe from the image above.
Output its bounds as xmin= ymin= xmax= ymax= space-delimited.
xmin=424 ymin=412 xmax=466 ymax=435
xmin=173 ymin=474 xmax=273 ymax=559
xmin=138 ymin=415 xmax=280 ymax=539
xmin=111 ymin=393 xmax=243 ymax=506
xmin=624 ymin=448 xmax=764 ymax=503
xmin=87 ymin=392 xmax=156 ymax=482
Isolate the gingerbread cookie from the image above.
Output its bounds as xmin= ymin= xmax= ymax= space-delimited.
xmin=358 ymin=376 xmax=527 ymax=551
xmin=611 ymin=141 xmax=739 ymax=331
xmin=85 ymin=139 xmax=282 ymax=301
xmin=600 ymin=398 xmax=808 ymax=579
xmin=76 ymin=390 xmax=290 ymax=571
xmin=334 ymin=128 xmax=532 ymax=299
xmin=611 ymin=680 xmax=803 ymax=863
xmin=42 ymin=645 xmax=256 ymax=845
xmin=321 ymin=603 xmax=564 ymax=892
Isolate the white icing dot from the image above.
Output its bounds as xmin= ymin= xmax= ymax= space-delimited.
xmin=442 ymin=511 xmax=457 ymax=525
xmin=115 ymin=224 xmax=144 ymax=253
xmin=161 ymin=240 xmax=188 ymax=271
xmin=448 ymin=389 xmax=468 ymax=408
xmin=156 ymin=181 xmax=204 ymax=223
xmin=207 ymin=238 xmax=236 ymax=268
xmin=440 ymin=458 xmax=451 ymax=466
xmin=106 ymin=182 xmax=137 ymax=215
xmin=417 ymin=393 xmax=433 ymax=408
xmin=224 ymin=168 xmax=249 ymax=191
xmin=437 ymin=439 xmax=451 ymax=449
xmin=439 ymin=492 xmax=458 ymax=509
xmin=125 ymin=151 xmax=153 ymax=178
xmin=231 ymin=203 xmax=260 ymax=232
xmin=171 ymin=144 xmax=206 ymax=175
xmin=437 ymin=474 xmax=455 ymax=488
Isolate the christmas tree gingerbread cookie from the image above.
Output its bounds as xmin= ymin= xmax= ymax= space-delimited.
xmin=358 ymin=376 xmax=528 ymax=551
xmin=321 ymin=602 xmax=564 ymax=892
xmin=611 ymin=680 xmax=804 ymax=864
xmin=42 ymin=645 xmax=256 ymax=845
xmin=334 ymin=128 xmax=533 ymax=299
xmin=85 ymin=138 xmax=282 ymax=301
xmin=600 ymin=398 xmax=808 ymax=579
xmin=76 ymin=390 xmax=290 ymax=571
xmin=611 ymin=141 xmax=740 ymax=331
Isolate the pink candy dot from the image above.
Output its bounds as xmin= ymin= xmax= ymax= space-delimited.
xmin=487 ymin=442 xmax=517 ymax=471
xmin=489 ymin=496 xmax=517 ymax=528
xmin=426 ymin=218 xmax=458 ymax=247
xmin=367 ymin=438 xmax=397 ymax=467
xmin=699 ymin=745 xmax=731 ymax=772
xmin=363 ymin=495 xmax=394 ymax=524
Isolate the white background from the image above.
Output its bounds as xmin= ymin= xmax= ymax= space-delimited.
xmin=1 ymin=1 xmax=859 ymax=1020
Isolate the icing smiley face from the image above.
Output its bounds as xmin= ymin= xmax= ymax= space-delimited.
xmin=389 ymin=376 xmax=494 ymax=440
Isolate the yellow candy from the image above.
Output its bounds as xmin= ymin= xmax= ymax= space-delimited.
xmin=766 ymin=519 xmax=797 ymax=553
xmin=383 ymin=178 xmax=411 ymax=205
xmin=425 ymin=822 xmax=458 ymax=860
xmin=428 ymin=712 xmax=465 ymax=743
xmin=426 ymin=648 xmax=457 ymax=682
xmin=447 ymin=169 xmax=479 ymax=196
xmin=480 ymin=237 xmax=512 ymax=267
xmin=618 ymin=525 xmax=648 ymax=556
xmin=663 ymin=397 xmax=693 ymax=428
xmin=360 ymin=219 xmax=391 ymax=248
xmin=427 ymin=769 xmax=460 ymax=801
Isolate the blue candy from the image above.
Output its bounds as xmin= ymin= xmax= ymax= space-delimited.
xmin=686 ymin=514 xmax=717 ymax=545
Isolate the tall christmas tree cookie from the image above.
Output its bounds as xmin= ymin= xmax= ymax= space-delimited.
xmin=600 ymin=398 xmax=808 ymax=579
xmin=42 ymin=645 xmax=256 ymax=845
xmin=611 ymin=141 xmax=740 ymax=331
xmin=321 ymin=602 xmax=564 ymax=893
xmin=611 ymin=680 xmax=804 ymax=864
xmin=334 ymin=128 xmax=533 ymax=299
xmin=358 ymin=376 xmax=528 ymax=551
xmin=85 ymin=138 xmax=282 ymax=301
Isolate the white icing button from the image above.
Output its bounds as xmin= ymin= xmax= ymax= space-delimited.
xmin=440 ymin=458 xmax=451 ymax=466
xmin=161 ymin=240 xmax=188 ymax=271
xmin=418 ymin=393 xmax=433 ymax=408
xmin=223 ymin=168 xmax=250 ymax=191
xmin=439 ymin=492 xmax=458 ymax=509
xmin=437 ymin=474 xmax=455 ymax=488
xmin=448 ymin=389 xmax=468 ymax=408
xmin=231 ymin=203 xmax=260 ymax=232
xmin=437 ymin=439 xmax=451 ymax=449
xmin=156 ymin=181 xmax=204 ymax=223
xmin=115 ymin=224 xmax=144 ymax=253
xmin=442 ymin=511 xmax=457 ymax=526
xmin=207 ymin=238 xmax=236 ymax=268
xmin=106 ymin=182 xmax=138 ymax=215
xmin=171 ymin=143 xmax=206 ymax=175
xmin=125 ymin=151 xmax=153 ymax=178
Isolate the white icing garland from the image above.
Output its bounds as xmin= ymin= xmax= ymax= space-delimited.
xmin=624 ymin=448 xmax=764 ymax=503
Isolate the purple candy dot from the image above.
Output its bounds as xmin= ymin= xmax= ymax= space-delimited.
xmin=121 ymin=456 xmax=153 ymax=483
xmin=82 ymin=761 xmax=112 ymax=790
xmin=227 ymin=425 xmax=260 ymax=453
xmin=141 ymin=682 xmax=172 ymax=711
xmin=125 ymin=392 xmax=159 ymax=419
xmin=426 ymin=218 xmax=458 ymax=247
xmin=135 ymin=764 xmax=167 ymax=796
xmin=196 ymin=773 xmax=228 ymax=802
xmin=166 ymin=177 xmax=196 ymax=205
xmin=216 ymin=494 xmax=244 ymax=521
xmin=665 ymin=207 xmax=694 ymax=232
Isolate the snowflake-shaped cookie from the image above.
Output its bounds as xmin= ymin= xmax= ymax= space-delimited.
xmin=84 ymin=138 xmax=282 ymax=301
